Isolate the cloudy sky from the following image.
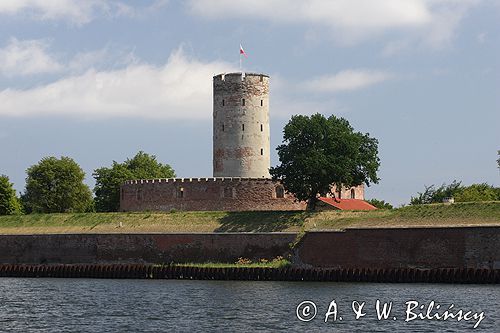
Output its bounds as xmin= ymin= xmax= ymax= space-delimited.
xmin=0 ymin=0 xmax=498 ymax=205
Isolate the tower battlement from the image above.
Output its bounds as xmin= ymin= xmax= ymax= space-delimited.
xmin=213 ymin=72 xmax=269 ymax=83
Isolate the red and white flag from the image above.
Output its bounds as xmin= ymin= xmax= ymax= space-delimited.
xmin=239 ymin=44 xmax=248 ymax=58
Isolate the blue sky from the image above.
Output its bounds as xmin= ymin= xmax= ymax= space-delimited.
xmin=0 ymin=0 xmax=498 ymax=205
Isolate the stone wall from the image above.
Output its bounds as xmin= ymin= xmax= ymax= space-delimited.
xmin=296 ymin=227 xmax=500 ymax=269
xmin=213 ymin=72 xmax=271 ymax=178
xmin=0 ymin=227 xmax=498 ymax=269
xmin=120 ymin=177 xmax=364 ymax=212
xmin=0 ymin=233 xmax=296 ymax=264
xmin=120 ymin=178 xmax=306 ymax=212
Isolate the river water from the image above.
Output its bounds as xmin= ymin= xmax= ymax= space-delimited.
xmin=0 ymin=278 xmax=498 ymax=332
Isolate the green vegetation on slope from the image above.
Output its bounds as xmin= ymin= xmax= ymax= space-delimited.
xmin=306 ymin=201 xmax=500 ymax=230
xmin=0 ymin=201 xmax=498 ymax=234
xmin=173 ymin=257 xmax=291 ymax=269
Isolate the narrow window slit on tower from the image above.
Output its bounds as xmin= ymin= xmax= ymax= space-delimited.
xmin=242 ymin=124 xmax=245 ymax=131
xmin=222 ymin=124 xmax=224 ymax=131
xmin=260 ymin=100 xmax=263 ymax=106
xmin=260 ymin=124 xmax=263 ymax=132
xmin=260 ymin=148 xmax=263 ymax=155
xmin=222 ymin=99 xmax=225 ymax=106
xmin=242 ymin=99 xmax=245 ymax=106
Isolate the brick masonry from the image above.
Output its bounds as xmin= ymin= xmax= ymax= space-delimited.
xmin=0 ymin=227 xmax=498 ymax=269
xmin=120 ymin=71 xmax=366 ymax=212
xmin=120 ymin=177 xmax=364 ymax=212
xmin=0 ymin=233 xmax=297 ymax=264
xmin=213 ymin=73 xmax=271 ymax=178
xmin=296 ymin=227 xmax=500 ymax=269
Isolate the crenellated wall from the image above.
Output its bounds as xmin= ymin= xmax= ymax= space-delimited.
xmin=120 ymin=177 xmax=306 ymax=212
xmin=120 ymin=177 xmax=364 ymax=212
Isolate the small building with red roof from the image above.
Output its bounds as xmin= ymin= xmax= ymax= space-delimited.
xmin=317 ymin=197 xmax=377 ymax=211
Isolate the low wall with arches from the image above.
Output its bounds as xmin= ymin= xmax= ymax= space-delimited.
xmin=120 ymin=178 xmax=306 ymax=212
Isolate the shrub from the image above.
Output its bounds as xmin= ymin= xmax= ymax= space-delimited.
xmin=0 ymin=175 xmax=22 ymax=215
xmin=366 ymin=198 xmax=393 ymax=209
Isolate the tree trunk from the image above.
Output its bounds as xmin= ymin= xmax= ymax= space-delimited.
xmin=306 ymin=197 xmax=317 ymax=211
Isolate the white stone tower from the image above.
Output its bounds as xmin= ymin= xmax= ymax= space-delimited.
xmin=213 ymin=72 xmax=271 ymax=178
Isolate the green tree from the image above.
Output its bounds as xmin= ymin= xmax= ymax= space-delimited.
xmin=0 ymin=175 xmax=22 ymax=215
xmin=454 ymin=183 xmax=498 ymax=202
xmin=270 ymin=113 xmax=380 ymax=210
xmin=410 ymin=181 xmax=462 ymax=205
xmin=22 ymin=157 xmax=93 ymax=213
xmin=410 ymin=181 xmax=499 ymax=204
xmin=366 ymin=198 xmax=393 ymax=210
xmin=93 ymin=151 xmax=175 ymax=212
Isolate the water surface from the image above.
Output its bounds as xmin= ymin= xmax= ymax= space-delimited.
xmin=0 ymin=279 xmax=498 ymax=332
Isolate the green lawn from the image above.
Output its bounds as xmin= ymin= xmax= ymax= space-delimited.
xmin=0 ymin=201 xmax=498 ymax=234
xmin=305 ymin=201 xmax=500 ymax=230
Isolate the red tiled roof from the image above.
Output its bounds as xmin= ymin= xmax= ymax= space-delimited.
xmin=318 ymin=197 xmax=377 ymax=211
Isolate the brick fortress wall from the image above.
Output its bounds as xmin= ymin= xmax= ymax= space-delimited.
xmin=120 ymin=177 xmax=364 ymax=212
xmin=120 ymin=177 xmax=305 ymax=212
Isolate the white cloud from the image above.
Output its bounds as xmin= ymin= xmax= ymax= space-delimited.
xmin=0 ymin=0 xmax=104 ymax=24
xmin=0 ymin=38 xmax=63 ymax=76
xmin=0 ymin=48 xmax=234 ymax=119
xmin=0 ymin=0 xmax=168 ymax=25
xmin=304 ymin=69 xmax=392 ymax=93
xmin=189 ymin=0 xmax=431 ymax=29
xmin=421 ymin=0 xmax=478 ymax=48
xmin=187 ymin=0 xmax=478 ymax=47
xmin=0 ymin=38 xmax=142 ymax=77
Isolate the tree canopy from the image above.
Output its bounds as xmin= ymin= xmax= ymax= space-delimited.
xmin=0 ymin=175 xmax=22 ymax=215
xmin=410 ymin=181 xmax=500 ymax=204
xmin=93 ymin=151 xmax=175 ymax=212
xmin=366 ymin=198 xmax=393 ymax=210
xmin=270 ymin=113 xmax=380 ymax=209
xmin=22 ymin=157 xmax=93 ymax=213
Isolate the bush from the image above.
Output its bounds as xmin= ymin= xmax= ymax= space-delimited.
xmin=411 ymin=181 xmax=499 ymax=204
xmin=410 ymin=181 xmax=462 ymax=205
xmin=0 ymin=175 xmax=22 ymax=215
xmin=454 ymin=183 xmax=498 ymax=202
xmin=366 ymin=198 xmax=393 ymax=209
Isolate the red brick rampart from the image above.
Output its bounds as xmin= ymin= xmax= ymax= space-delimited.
xmin=120 ymin=177 xmax=364 ymax=212
xmin=0 ymin=227 xmax=498 ymax=270
xmin=120 ymin=178 xmax=305 ymax=211
xmin=296 ymin=227 xmax=500 ymax=269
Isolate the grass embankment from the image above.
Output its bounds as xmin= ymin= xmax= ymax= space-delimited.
xmin=173 ymin=257 xmax=291 ymax=269
xmin=0 ymin=201 xmax=498 ymax=234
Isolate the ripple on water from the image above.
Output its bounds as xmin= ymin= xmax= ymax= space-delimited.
xmin=0 ymin=279 xmax=498 ymax=332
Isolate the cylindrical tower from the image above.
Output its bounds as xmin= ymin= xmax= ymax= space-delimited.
xmin=213 ymin=72 xmax=270 ymax=178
